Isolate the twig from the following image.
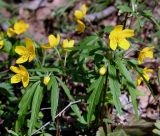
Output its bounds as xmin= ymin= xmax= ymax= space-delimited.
xmin=30 ymin=100 xmax=81 ymax=136
xmin=86 ymin=6 xmax=116 ymax=22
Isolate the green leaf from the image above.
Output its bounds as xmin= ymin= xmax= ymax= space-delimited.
xmin=28 ymin=84 xmax=44 ymax=135
xmin=0 ymin=0 xmax=10 ymax=8
xmin=15 ymin=82 xmax=40 ymax=133
xmin=56 ymin=77 xmax=86 ymax=124
xmin=155 ymin=121 xmax=160 ymax=130
xmin=153 ymin=129 xmax=160 ymax=135
xmin=18 ymin=82 xmax=40 ymax=116
xmin=87 ymin=76 xmax=105 ymax=123
xmin=71 ymin=35 xmax=99 ymax=51
xmin=50 ymin=76 xmax=59 ymax=122
xmin=103 ymin=25 xmax=113 ymax=33
xmin=3 ymin=40 xmax=12 ymax=53
xmin=115 ymin=59 xmax=138 ymax=115
xmin=28 ymin=67 xmax=62 ymax=74
xmin=7 ymin=129 xmax=19 ymax=136
xmin=117 ymin=3 xmax=132 ymax=13
xmin=108 ymin=63 xmax=122 ymax=114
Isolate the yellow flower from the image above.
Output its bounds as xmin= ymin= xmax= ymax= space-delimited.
xmin=74 ymin=4 xmax=87 ymax=20
xmin=7 ymin=20 xmax=29 ymax=37
xmin=109 ymin=25 xmax=134 ymax=50
xmin=76 ymin=20 xmax=85 ymax=33
xmin=62 ymin=39 xmax=74 ymax=49
xmin=7 ymin=28 xmax=15 ymax=37
xmin=41 ymin=34 xmax=60 ymax=49
xmin=43 ymin=76 xmax=50 ymax=85
xmin=13 ymin=20 xmax=29 ymax=35
xmin=138 ymin=46 xmax=154 ymax=64
xmin=0 ymin=36 xmax=4 ymax=49
xmin=10 ymin=65 xmax=29 ymax=87
xmin=15 ymin=38 xmax=35 ymax=64
xmin=99 ymin=66 xmax=107 ymax=76
xmin=137 ymin=68 xmax=153 ymax=85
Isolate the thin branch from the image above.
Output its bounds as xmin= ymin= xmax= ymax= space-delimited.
xmin=30 ymin=100 xmax=81 ymax=136
xmin=86 ymin=6 xmax=116 ymax=22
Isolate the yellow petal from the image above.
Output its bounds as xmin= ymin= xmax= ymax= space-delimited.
xmin=138 ymin=53 xmax=143 ymax=64
xmin=0 ymin=40 xmax=4 ymax=49
xmin=15 ymin=46 xmax=27 ymax=55
xmin=10 ymin=66 xmax=20 ymax=74
xmin=109 ymin=38 xmax=117 ymax=50
xmin=48 ymin=34 xmax=60 ymax=47
xmin=11 ymin=74 xmax=21 ymax=83
xmin=68 ymin=40 xmax=74 ymax=48
xmin=62 ymin=39 xmax=68 ymax=49
xmin=137 ymin=76 xmax=142 ymax=85
xmin=19 ymin=65 xmax=29 ymax=87
xmin=118 ymin=38 xmax=130 ymax=50
xmin=25 ymin=38 xmax=35 ymax=62
xmin=138 ymin=47 xmax=154 ymax=64
xmin=16 ymin=55 xmax=28 ymax=64
xmin=76 ymin=20 xmax=85 ymax=33
xmin=113 ymin=25 xmax=123 ymax=32
xmin=7 ymin=28 xmax=15 ymax=37
xmin=143 ymin=68 xmax=153 ymax=74
xmin=121 ymin=29 xmax=134 ymax=38
xmin=74 ymin=10 xmax=84 ymax=20
xmin=22 ymin=75 xmax=29 ymax=87
xmin=82 ymin=4 xmax=87 ymax=15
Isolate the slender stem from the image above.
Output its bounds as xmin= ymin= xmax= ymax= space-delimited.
xmin=30 ymin=100 xmax=81 ymax=136
xmin=64 ymin=52 xmax=68 ymax=67
xmin=42 ymin=50 xmax=46 ymax=66
xmin=150 ymin=17 xmax=160 ymax=31
xmin=54 ymin=47 xmax=62 ymax=60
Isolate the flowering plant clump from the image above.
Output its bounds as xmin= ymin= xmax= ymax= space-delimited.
xmin=0 ymin=1 xmax=158 ymax=136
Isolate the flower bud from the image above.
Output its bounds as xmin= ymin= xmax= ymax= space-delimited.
xmin=99 ymin=66 xmax=107 ymax=76
xmin=43 ymin=76 xmax=50 ymax=85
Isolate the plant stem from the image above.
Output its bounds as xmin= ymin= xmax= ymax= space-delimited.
xmin=64 ymin=52 xmax=68 ymax=67
xmin=42 ymin=50 xmax=46 ymax=66
xmin=55 ymin=47 xmax=62 ymax=60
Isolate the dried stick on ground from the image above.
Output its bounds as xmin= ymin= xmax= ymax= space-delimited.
xmin=86 ymin=6 xmax=116 ymax=22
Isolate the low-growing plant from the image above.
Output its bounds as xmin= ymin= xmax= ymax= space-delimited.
xmin=0 ymin=1 xmax=159 ymax=136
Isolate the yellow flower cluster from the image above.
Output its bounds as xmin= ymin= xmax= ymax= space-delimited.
xmin=40 ymin=34 xmax=74 ymax=50
xmin=74 ymin=4 xmax=87 ymax=33
xmin=7 ymin=21 xmax=35 ymax=87
xmin=10 ymin=37 xmax=35 ymax=87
